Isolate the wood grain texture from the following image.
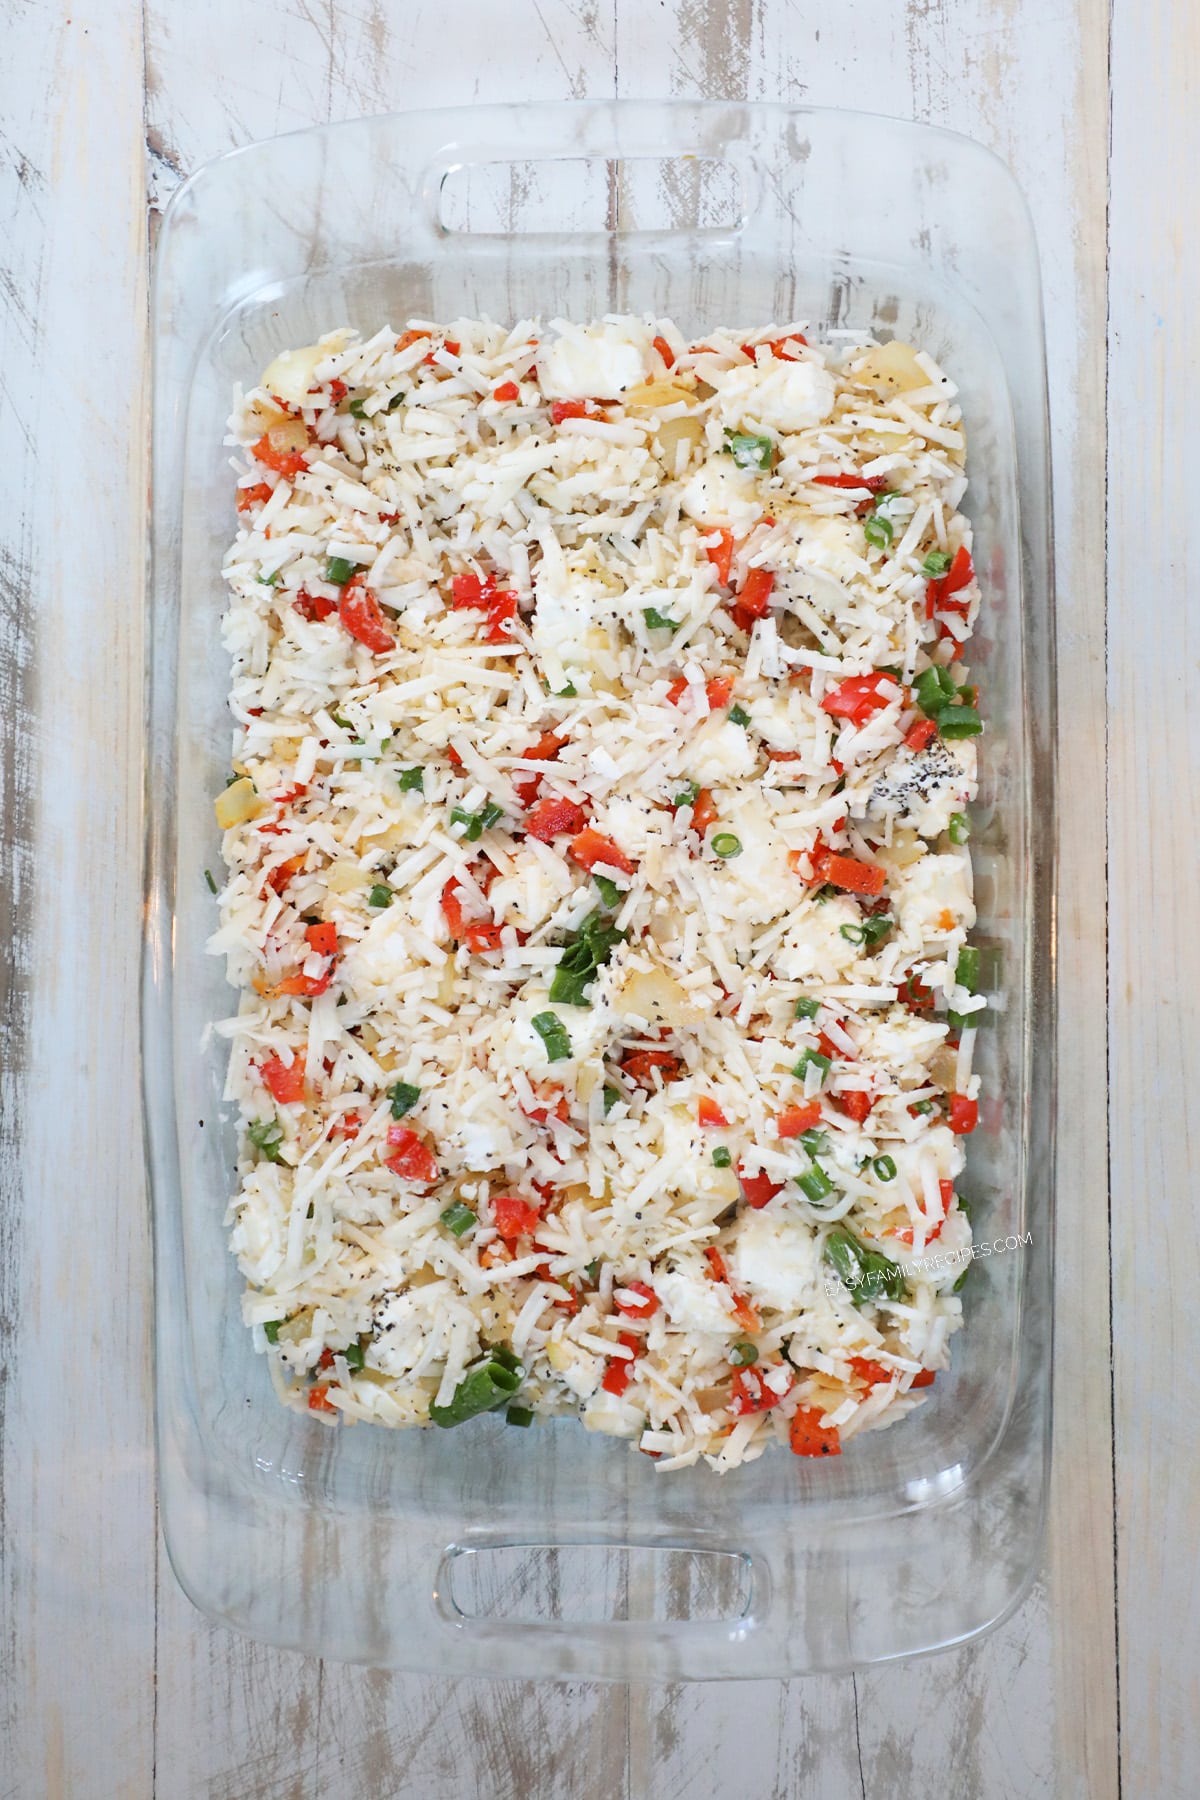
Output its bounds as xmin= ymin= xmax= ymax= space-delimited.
xmin=0 ymin=0 xmax=1145 ymax=1790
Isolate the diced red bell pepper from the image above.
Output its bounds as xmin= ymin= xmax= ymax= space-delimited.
xmin=691 ymin=788 xmax=718 ymax=836
xmin=265 ymin=854 xmax=304 ymax=895
xmin=524 ymin=795 xmax=587 ymax=841
xmin=514 ymin=731 xmax=566 ymax=805
xmin=736 ymin=567 xmax=775 ymax=618
xmin=251 ymin=434 xmax=310 ymax=478
xmin=910 ymin=1369 xmax=937 ymax=1388
xmin=331 ymin=1111 xmax=360 ymax=1140
xmin=940 ymin=1178 xmax=955 ymax=1209
xmin=600 ymin=1331 xmax=642 ymax=1396
xmin=704 ymin=1246 xmax=730 ymax=1283
xmin=705 ymin=675 xmax=733 ymax=711
xmin=493 ymin=380 xmax=520 ymax=401
xmin=304 ymin=921 xmax=338 ymax=958
xmin=730 ymin=1365 xmax=793 ymax=1416
xmin=848 ymin=1356 xmax=893 ymax=1386
xmin=926 ymin=545 xmax=974 ymax=617
xmin=451 ymin=572 xmax=487 ymax=609
xmin=820 ymin=672 xmax=897 ymax=725
xmin=442 ymin=879 xmax=504 ymax=952
xmin=777 ymin=1101 xmax=822 ymax=1139
xmin=396 ymin=329 xmax=432 ymax=351
xmin=318 ymin=1346 xmax=335 ymax=1369
xmin=521 ymin=1086 xmax=570 ymax=1126
xmin=812 ymin=471 xmax=890 ymax=492
xmin=705 ymin=527 xmax=735 ymax=587
xmin=569 ymin=827 xmax=635 ymax=876
xmin=666 ymin=675 xmax=690 ymax=706
xmin=905 ymin=717 xmax=938 ymax=751
xmin=789 ymin=1406 xmax=841 ymax=1456
xmin=737 ymin=1164 xmax=783 ymax=1210
xmin=622 ymin=1049 xmax=683 ymax=1088
xmin=492 ymin=1194 xmax=542 ymax=1240
xmin=835 ymin=1089 xmax=873 ymax=1124
xmin=294 ymin=590 xmax=337 ymax=622
xmin=823 ymin=854 xmax=886 ymax=898
xmin=484 ymin=590 xmax=519 ymax=643
xmin=614 ymin=1280 xmax=659 ymax=1319
xmin=385 ymin=1125 xmax=440 ymax=1183
xmin=948 ymin=1092 xmax=979 ymax=1134
xmin=550 ymin=399 xmax=602 ymax=425
xmin=308 ymin=1385 xmax=338 ymax=1415
xmin=697 ymin=1096 xmax=729 ymax=1128
xmin=816 ymin=1031 xmax=844 ymax=1064
xmin=274 ymin=970 xmax=332 ymax=997
xmin=652 ymin=334 xmax=676 ymax=369
xmin=339 ymin=574 xmax=393 ymax=654
xmin=259 ymin=1054 xmax=305 ymax=1105
xmin=236 ymin=481 xmax=274 ymax=513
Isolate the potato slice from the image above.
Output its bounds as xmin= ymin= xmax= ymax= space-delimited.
xmin=850 ymin=339 xmax=928 ymax=398
xmin=262 ymin=342 xmax=327 ymax=408
xmin=214 ymin=776 xmax=262 ymax=829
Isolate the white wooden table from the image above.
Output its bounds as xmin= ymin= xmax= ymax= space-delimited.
xmin=0 ymin=0 xmax=1187 ymax=1792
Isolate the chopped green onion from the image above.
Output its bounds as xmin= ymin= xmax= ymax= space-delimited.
xmin=330 ymin=712 xmax=353 ymax=731
xmin=723 ymin=428 xmax=774 ymax=470
xmin=506 ymin=1404 xmax=535 ymax=1428
xmin=839 ymin=923 xmax=865 ymax=944
xmin=822 ymin=1230 xmax=905 ymax=1305
xmin=398 ymin=766 xmax=425 ymax=793
xmin=257 ymin=569 xmax=282 ymax=587
xmin=729 ymin=704 xmax=751 ymax=727
xmin=674 ymin=780 xmax=701 ymax=809
xmin=643 ymin=607 xmax=676 ymax=631
xmin=263 ymin=1319 xmax=281 ymax=1344
xmin=953 ymin=1265 xmax=971 ymax=1293
xmin=204 ymin=868 xmax=218 ymax=894
xmin=387 ymin=1081 xmax=421 ymax=1119
xmin=712 ymin=833 xmax=742 ymax=859
xmin=911 ymin=1099 xmax=934 ymax=1116
xmin=554 ymin=682 xmax=578 ymax=698
xmin=794 ymin=995 xmax=820 ymax=1019
xmin=549 ymin=911 xmax=625 ymax=1006
xmin=799 ymin=1128 xmax=829 ymax=1155
xmin=480 ymin=800 xmax=504 ymax=830
xmin=956 ymin=946 xmax=981 ymax=993
xmin=368 ymin=884 xmax=393 ymax=908
xmin=873 ymin=1154 xmax=898 ymax=1182
xmin=914 ymin=665 xmax=958 ymax=717
xmin=922 ymin=549 xmax=953 ymax=578
xmin=863 ymin=507 xmax=894 ymax=551
xmin=593 ymin=872 xmax=622 ymax=909
xmin=440 ymin=1201 xmax=477 ymax=1238
xmin=792 ymin=1048 xmax=831 ymax=1085
xmin=948 ymin=811 xmax=970 ymax=844
xmin=491 ymin=1345 xmax=523 ymax=1374
xmin=247 ymin=1118 xmax=285 ymax=1163
xmin=956 ymin=1194 xmax=972 ymax=1221
xmin=937 ymin=706 xmax=983 ymax=739
xmin=861 ymin=913 xmax=894 ymax=947
xmin=584 ymin=1260 xmax=601 ymax=1283
xmin=451 ymin=806 xmax=485 ymax=841
xmin=729 ymin=1341 xmax=758 ymax=1367
xmin=429 ymin=1357 xmax=523 ymax=1427
xmin=532 ymin=1010 xmax=572 ymax=1062
xmin=386 ymin=390 xmax=406 ymax=412
xmin=712 ymin=1146 xmax=733 ymax=1169
xmin=342 ymin=1340 xmax=366 ymax=1371
xmin=797 ymin=1162 xmax=834 ymax=1202
xmin=348 ymin=397 xmax=368 ymax=418
xmin=325 ymin=555 xmax=357 ymax=585
xmin=602 ymin=1085 xmax=619 ymax=1116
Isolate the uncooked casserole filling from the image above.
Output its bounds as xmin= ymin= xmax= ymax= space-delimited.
xmin=210 ymin=314 xmax=985 ymax=1471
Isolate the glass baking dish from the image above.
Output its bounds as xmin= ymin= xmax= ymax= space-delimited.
xmin=144 ymin=100 xmax=1055 ymax=1679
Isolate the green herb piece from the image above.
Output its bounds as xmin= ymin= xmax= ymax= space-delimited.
xmin=948 ymin=811 xmax=970 ymax=844
xmin=440 ymin=1201 xmax=478 ymax=1238
xmin=914 ymin=665 xmax=958 ymax=717
xmin=602 ymin=1085 xmax=620 ymax=1116
xmin=937 ymin=705 xmax=983 ymax=739
xmin=257 ymin=569 xmax=282 ymax=587
xmin=674 ymin=780 xmax=701 ymax=809
xmin=873 ymin=1154 xmax=898 ymax=1182
xmin=387 ymin=1081 xmax=421 ymax=1119
xmin=712 ymin=1145 xmax=733 ymax=1169
xmin=263 ymin=1319 xmax=281 ymax=1344
xmin=799 ymin=1128 xmax=829 ymax=1156
xmin=429 ymin=1357 xmax=524 ymax=1427
xmin=343 ymin=1340 xmax=366 ymax=1371
xmin=348 ymin=397 xmax=368 ymax=418
xmin=594 ymin=873 xmax=622 ymax=909
xmin=325 ymin=555 xmax=357 ymax=585
xmin=792 ymin=1048 xmax=831 ymax=1085
xmin=248 ymin=1118 xmax=285 ymax=1163
xmin=822 ymin=1230 xmax=906 ymax=1305
xmin=204 ymin=868 xmax=218 ymax=894
xmin=840 ymin=923 xmax=866 ymax=944
xmin=712 ymin=833 xmax=742 ymax=859
xmin=330 ymin=712 xmax=353 ymax=731
xmin=548 ymin=911 xmax=626 ymax=1006
xmin=584 ymin=1260 xmax=601 ymax=1284
xmin=796 ymin=1162 xmax=834 ymax=1202
xmin=794 ymin=995 xmax=820 ymax=1020
xmin=532 ymin=1010 xmax=572 ymax=1062
xmin=368 ymin=883 xmax=393 ymax=908
xmin=922 ymin=549 xmax=953 ymax=578
xmin=506 ymin=1404 xmax=535 ymax=1427
xmin=398 ymin=766 xmax=425 ymax=793
xmin=728 ymin=703 xmax=751 ymax=727
xmin=723 ymin=428 xmax=774 ymax=471
xmin=863 ymin=506 xmax=894 ymax=551
xmin=550 ymin=682 xmax=578 ymax=698
xmin=386 ymin=390 xmax=406 ymax=411
xmin=729 ymin=1341 xmax=758 ymax=1367
xmin=643 ymin=607 xmax=676 ymax=631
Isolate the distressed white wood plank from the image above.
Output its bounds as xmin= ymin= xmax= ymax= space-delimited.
xmin=1108 ymin=2 xmax=1200 ymax=1797
xmin=0 ymin=1 xmax=157 ymax=1796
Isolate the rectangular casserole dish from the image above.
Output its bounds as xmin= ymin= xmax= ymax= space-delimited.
xmin=144 ymin=99 xmax=1055 ymax=1679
